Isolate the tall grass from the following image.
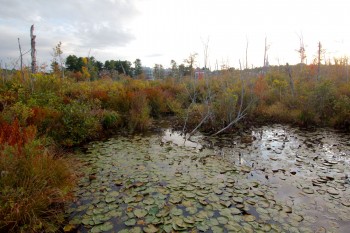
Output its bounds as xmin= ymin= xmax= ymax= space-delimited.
xmin=0 ymin=120 xmax=74 ymax=233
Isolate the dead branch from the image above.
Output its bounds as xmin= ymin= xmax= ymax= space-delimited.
xmin=17 ymin=38 xmax=24 ymax=81
xmin=211 ymin=60 xmax=250 ymax=136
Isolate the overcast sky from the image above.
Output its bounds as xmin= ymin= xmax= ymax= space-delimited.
xmin=1 ymin=0 xmax=350 ymax=69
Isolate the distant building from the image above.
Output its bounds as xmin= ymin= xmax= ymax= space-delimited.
xmin=142 ymin=67 xmax=154 ymax=80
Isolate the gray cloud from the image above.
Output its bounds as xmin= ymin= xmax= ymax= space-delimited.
xmin=0 ymin=0 xmax=139 ymax=66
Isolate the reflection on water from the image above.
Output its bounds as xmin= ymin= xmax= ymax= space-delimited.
xmin=206 ymin=124 xmax=350 ymax=232
xmin=162 ymin=129 xmax=203 ymax=150
xmin=69 ymin=124 xmax=350 ymax=233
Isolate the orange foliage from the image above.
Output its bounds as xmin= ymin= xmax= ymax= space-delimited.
xmin=27 ymin=106 xmax=60 ymax=128
xmin=254 ymin=75 xmax=268 ymax=101
xmin=0 ymin=119 xmax=37 ymax=153
xmin=90 ymin=89 xmax=109 ymax=102
xmin=308 ymin=64 xmax=317 ymax=77
xmin=72 ymin=71 xmax=83 ymax=81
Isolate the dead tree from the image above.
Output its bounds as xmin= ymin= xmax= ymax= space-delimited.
xmin=346 ymin=58 xmax=349 ymax=83
xmin=211 ymin=60 xmax=252 ymax=136
xmin=317 ymin=41 xmax=323 ymax=81
xmin=30 ymin=25 xmax=37 ymax=74
xmin=245 ymin=37 xmax=249 ymax=70
xmin=286 ymin=63 xmax=295 ymax=98
xmin=17 ymin=38 xmax=24 ymax=81
xmin=296 ymin=33 xmax=306 ymax=64
xmin=263 ymin=37 xmax=270 ymax=73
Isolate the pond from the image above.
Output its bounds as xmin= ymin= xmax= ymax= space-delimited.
xmin=65 ymin=124 xmax=350 ymax=233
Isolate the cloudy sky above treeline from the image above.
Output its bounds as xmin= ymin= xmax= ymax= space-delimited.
xmin=1 ymin=0 xmax=349 ymax=69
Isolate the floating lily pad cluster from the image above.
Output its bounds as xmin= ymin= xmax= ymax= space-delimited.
xmin=66 ymin=125 xmax=350 ymax=232
xmin=207 ymin=125 xmax=350 ymax=232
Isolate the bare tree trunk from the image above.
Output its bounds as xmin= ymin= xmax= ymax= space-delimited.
xmin=346 ymin=58 xmax=349 ymax=83
xmin=121 ymin=63 xmax=126 ymax=75
xmin=262 ymin=37 xmax=270 ymax=74
xmin=30 ymin=25 xmax=37 ymax=74
xmin=317 ymin=41 xmax=322 ymax=81
xmin=286 ymin=63 xmax=295 ymax=98
xmin=245 ymin=37 xmax=249 ymax=70
xmin=17 ymin=38 xmax=24 ymax=81
xmin=263 ymin=37 xmax=267 ymax=69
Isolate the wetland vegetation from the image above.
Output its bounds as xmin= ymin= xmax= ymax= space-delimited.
xmin=1 ymin=59 xmax=350 ymax=232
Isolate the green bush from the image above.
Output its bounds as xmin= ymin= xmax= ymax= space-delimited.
xmin=101 ymin=110 xmax=121 ymax=130
xmin=50 ymin=100 xmax=101 ymax=147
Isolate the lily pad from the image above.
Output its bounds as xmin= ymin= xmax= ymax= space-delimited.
xmin=170 ymin=208 xmax=183 ymax=216
xmin=125 ymin=218 xmax=136 ymax=226
xmin=134 ymin=209 xmax=147 ymax=218
xmin=143 ymin=198 xmax=155 ymax=205
xmin=327 ymin=187 xmax=339 ymax=195
xmin=183 ymin=192 xmax=196 ymax=198
xmin=100 ymin=221 xmax=114 ymax=231
xmin=302 ymin=187 xmax=314 ymax=194
xmin=129 ymin=227 xmax=142 ymax=233
xmin=232 ymin=196 xmax=244 ymax=203
xmin=217 ymin=216 xmax=229 ymax=225
xmin=169 ymin=195 xmax=182 ymax=204
xmin=143 ymin=224 xmax=158 ymax=233
xmin=197 ymin=223 xmax=210 ymax=232
xmin=243 ymin=215 xmax=256 ymax=222
xmin=211 ymin=225 xmax=224 ymax=233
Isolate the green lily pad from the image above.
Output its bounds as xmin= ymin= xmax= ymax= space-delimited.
xmin=115 ymin=179 xmax=123 ymax=186
xmin=90 ymin=225 xmax=103 ymax=233
xmin=148 ymin=206 xmax=159 ymax=216
xmin=220 ymin=201 xmax=231 ymax=207
xmin=184 ymin=216 xmax=195 ymax=224
xmin=143 ymin=198 xmax=155 ymax=205
xmin=209 ymin=218 xmax=219 ymax=226
xmin=327 ymin=188 xmax=339 ymax=195
xmin=211 ymin=225 xmax=224 ymax=233
xmin=217 ymin=216 xmax=229 ymax=225
xmin=163 ymin=224 xmax=173 ymax=233
xmin=232 ymin=196 xmax=244 ymax=203
xmin=196 ymin=210 xmax=208 ymax=219
xmin=186 ymin=206 xmax=198 ymax=214
xmin=156 ymin=206 xmax=170 ymax=217
xmin=197 ymin=223 xmax=210 ymax=232
xmin=134 ymin=209 xmax=148 ymax=218
xmin=105 ymin=196 xmax=115 ymax=203
xmin=124 ymin=197 xmax=135 ymax=203
xmin=183 ymin=192 xmax=196 ymax=198
xmin=100 ymin=221 xmax=114 ymax=231
xmin=254 ymin=190 xmax=265 ymax=197
xmin=214 ymin=188 xmax=223 ymax=195
xmin=231 ymin=208 xmax=241 ymax=215
xmin=125 ymin=218 xmax=136 ymax=226
xmin=129 ymin=227 xmax=142 ymax=233
xmin=143 ymin=224 xmax=158 ymax=233
xmin=109 ymin=191 xmax=119 ymax=197
xmin=243 ymin=215 xmax=256 ymax=222
xmin=145 ymin=215 xmax=156 ymax=224
xmin=341 ymin=200 xmax=350 ymax=207
xmin=170 ymin=208 xmax=183 ymax=216
xmin=302 ymin=187 xmax=314 ymax=194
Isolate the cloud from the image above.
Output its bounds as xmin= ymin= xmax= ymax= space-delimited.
xmin=0 ymin=0 xmax=139 ymax=65
xmin=145 ymin=53 xmax=163 ymax=58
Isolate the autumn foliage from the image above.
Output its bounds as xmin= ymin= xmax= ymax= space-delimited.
xmin=0 ymin=60 xmax=350 ymax=232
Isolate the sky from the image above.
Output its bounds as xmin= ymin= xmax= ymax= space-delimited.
xmin=0 ymin=0 xmax=350 ymax=70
